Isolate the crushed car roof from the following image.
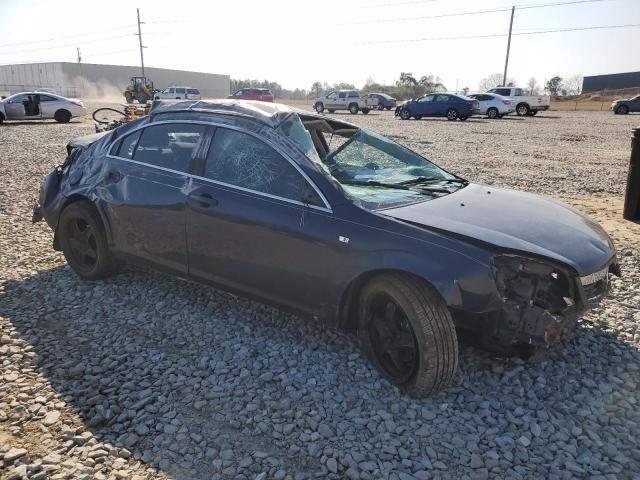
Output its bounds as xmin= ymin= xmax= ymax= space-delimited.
xmin=151 ymin=99 xmax=301 ymax=128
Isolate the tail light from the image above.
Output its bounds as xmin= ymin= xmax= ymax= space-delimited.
xmin=502 ymin=99 xmax=512 ymax=105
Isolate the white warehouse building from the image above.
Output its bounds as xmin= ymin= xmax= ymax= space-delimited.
xmin=0 ymin=62 xmax=230 ymax=98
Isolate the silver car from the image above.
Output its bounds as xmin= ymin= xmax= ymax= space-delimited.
xmin=467 ymin=93 xmax=515 ymax=119
xmin=0 ymin=91 xmax=87 ymax=124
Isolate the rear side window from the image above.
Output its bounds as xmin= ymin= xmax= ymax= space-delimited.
xmin=436 ymin=95 xmax=449 ymax=101
xmin=514 ymin=88 xmax=524 ymax=96
xmin=338 ymin=92 xmax=347 ymax=99
xmin=129 ymin=123 xmax=205 ymax=172
xmin=204 ymin=128 xmax=310 ymax=202
xmin=494 ymin=88 xmax=511 ymax=96
xmin=348 ymin=91 xmax=359 ymax=98
xmin=111 ymin=130 xmax=142 ymax=159
xmin=39 ymin=95 xmax=56 ymax=102
xmin=176 ymin=88 xmax=186 ymax=94
xmin=187 ymin=88 xmax=200 ymax=94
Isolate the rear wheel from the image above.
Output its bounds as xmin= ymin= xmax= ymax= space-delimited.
xmin=446 ymin=108 xmax=458 ymax=121
xmin=315 ymin=102 xmax=325 ymax=114
xmin=487 ymin=107 xmax=499 ymax=119
xmin=54 ymin=109 xmax=71 ymax=123
xmin=527 ymin=110 xmax=538 ymax=116
xmin=0 ymin=113 xmax=4 ymax=124
xmin=358 ymin=273 xmax=459 ymax=397
xmin=400 ymin=108 xmax=411 ymax=120
xmin=459 ymin=116 xmax=468 ymax=121
xmin=516 ymin=103 xmax=530 ymax=116
xmin=616 ymin=105 xmax=628 ymax=115
xmin=58 ymin=202 xmax=122 ymax=280
xmin=349 ymin=103 xmax=359 ymax=114
xmin=328 ymin=109 xmax=335 ymax=113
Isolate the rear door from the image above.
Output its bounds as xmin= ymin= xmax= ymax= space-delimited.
xmin=433 ymin=94 xmax=451 ymax=116
xmin=186 ymin=125 xmax=335 ymax=312
xmin=4 ymin=94 xmax=27 ymax=119
xmin=104 ymin=122 xmax=207 ymax=272
xmin=39 ymin=94 xmax=60 ymax=118
xmin=175 ymin=87 xmax=186 ymax=99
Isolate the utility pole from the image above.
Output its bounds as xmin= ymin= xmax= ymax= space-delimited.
xmin=502 ymin=6 xmax=515 ymax=87
xmin=76 ymin=47 xmax=81 ymax=63
xmin=136 ymin=8 xmax=146 ymax=77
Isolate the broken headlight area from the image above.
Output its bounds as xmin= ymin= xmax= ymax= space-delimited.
xmin=483 ymin=255 xmax=580 ymax=355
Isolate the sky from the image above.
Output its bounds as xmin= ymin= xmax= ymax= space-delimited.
xmin=0 ymin=0 xmax=639 ymax=92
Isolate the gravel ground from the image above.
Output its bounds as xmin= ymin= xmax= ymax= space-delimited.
xmin=1 ymin=106 xmax=640 ymax=480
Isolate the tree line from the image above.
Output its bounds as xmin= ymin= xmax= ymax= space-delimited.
xmin=231 ymin=72 xmax=584 ymax=100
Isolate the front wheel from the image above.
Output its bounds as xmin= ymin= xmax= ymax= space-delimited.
xmin=400 ymin=108 xmax=411 ymax=120
xmin=358 ymin=273 xmax=459 ymax=397
xmin=446 ymin=108 xmax=458 ymax=121
xmin=58 ymin=202 xmax=122 ymax=280
xmin=362 ymin=108 xmax=370 ymax=114
xmin=349 ymin=103 xmax=359 ymax=114
xmin=487 ymin=107 xmax=499 ymax=119
xmin=314 ymin=102 xmax=325 ymax=114
xmin=616 ymin=105 xmax=628 ymax=115
xmin=54 ymin=109 xmax=71 ymax=123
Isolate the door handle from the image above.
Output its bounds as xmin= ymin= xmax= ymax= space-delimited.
xmin=107 ymin=171 xmax=123 ymax=183
xmin=190 ymin=192 xmax=218 ymax=208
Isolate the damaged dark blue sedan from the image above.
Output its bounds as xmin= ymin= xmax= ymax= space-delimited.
xmin=33 ymin=100 xmax=620 ymax=397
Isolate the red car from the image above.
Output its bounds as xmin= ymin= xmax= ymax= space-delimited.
xmin=227 ymin=88 xmax=274 ymax=102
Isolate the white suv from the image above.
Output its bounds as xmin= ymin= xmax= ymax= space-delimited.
xmin=155 ymin=86 xmax=201 ymax=101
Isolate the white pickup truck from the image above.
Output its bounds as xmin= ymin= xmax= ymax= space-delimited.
xmin=487 ymin=87 xmax=550 ymax=116
xmin=313 ymin=90 xmax=372 ymax=115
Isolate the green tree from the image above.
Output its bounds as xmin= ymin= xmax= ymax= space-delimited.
xmin=546 ymin=76 xmax=563 ymax=97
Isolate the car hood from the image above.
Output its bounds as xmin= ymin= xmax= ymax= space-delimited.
xmin=613 ymin=98 xmax=629 ymax=103
xmin=381 ymin=183 xmax=615 ymax=275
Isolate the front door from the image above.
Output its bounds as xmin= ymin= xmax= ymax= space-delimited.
xmin=4 ymin=94 xmax=28 ymax=119
xmin=103 ymin=122 xmax=207 ymax=273
xmin=414 ymin=94 xmax=436 ymax=116
xmin=325 ymin=92 xmax=339 ymax=109
xmin=186 ymin=126 xmax=335 ymax=313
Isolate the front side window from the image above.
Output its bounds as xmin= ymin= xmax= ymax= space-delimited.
xmin=326 ymin=92 xmax=337 ymax=99
xmin=204 ymin=128 xmax=312 ymax=203
xmin=113 ymin=123 xmax=205 ymax=172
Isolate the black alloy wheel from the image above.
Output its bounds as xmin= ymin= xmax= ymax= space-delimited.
xmin=365 ymin=293 xmax=419 ymax=384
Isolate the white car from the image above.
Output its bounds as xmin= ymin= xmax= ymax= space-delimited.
xmin=0 ymin=92 xmax=87 ymax=124
xmin=467 ymin=93 xmax=515 ymax=119
xmin=154 ymin=86 xmax=201 ymax=101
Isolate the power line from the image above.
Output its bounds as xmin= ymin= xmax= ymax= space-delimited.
xmin=365 ymin=22 xmax=640 ymax=43
xmin=352 ymin=0 xmax=611 ymax=25
xmin=0 ymin=25 xmax=136 ymax=48
xmin=0 ymin=34 xmax=135 ymax=56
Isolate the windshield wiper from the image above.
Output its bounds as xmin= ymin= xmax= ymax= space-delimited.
xmin=398 ymin=176 xmax=437 ymax=185
xmin=341 ymin=180 xmax=410 ymax=190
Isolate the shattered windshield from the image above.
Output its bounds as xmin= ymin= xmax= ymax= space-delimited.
xmin=324 ymin=129 xmax=465 ymax=210
xmin=276 ymin=114 xmax=322 ymax=164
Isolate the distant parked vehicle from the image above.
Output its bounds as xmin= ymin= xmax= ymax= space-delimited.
xmin=314 ymin=90 xmax=373 ymax=114
xmin=487 ymin=87 xmax=550 ymax=116
xmin=155 ymin=86 xmax=201 ymax=101
xmin=395 ymin=93 xmax=479 ymax=121
xmin=0 ymin=92 xmax=87 ymax=124
xmin=366 ymin=93 xmax=397 ymax=110
xmin=227 ymin=88 xmax=274 ymax=102
xmin=611 ymin=95 xmax=640 ymax=114
xmin=467 ymin=93 xmax=514 ymax=119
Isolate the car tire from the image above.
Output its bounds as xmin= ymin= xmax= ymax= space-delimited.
xmin=0 ymin=113 xmax=4 ymax=124
xmin=362 ymin=108 xmax=370 ymax=114
xmin=358 ymin=273 xmax=459 ymax=397
xmin=315 ymin=102 xmax=325 ymax=114
xmin=378 ymin=103 xmax=384 ymax=111
xmin=400 ymin=108 xmax=411 ymax=120
xmin=386 ymin=107 xmax=392 ymax=111
xmin=328 ymin=109 xmax=335 ymax=113
xmin=516 ymin=103 xmax=530 ymax=116
xmin=459 ymin=116 xmax=468 ymax=121
xmin=54 ymin=109 xmax=72 ymax=123
xmin=349 ymin=103 xmax=359 ymax=114
xmin=616 ymin=105 xmax=628 ymax=115
xmin=496 ymin=114 xmax=504 ymax=119
xmin=415 ymin=115 xmax=422 ymax=120
xmin=487 ymin=107 xmax=499 ymax=119
xmin=58 ymin=202 xmax=122 ymax=280
xmin=446 ymin=109 xmax=458 ymax=121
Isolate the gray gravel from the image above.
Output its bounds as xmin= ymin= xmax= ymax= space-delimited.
xmin=1 ymin=107 xmax=639 ymax=479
